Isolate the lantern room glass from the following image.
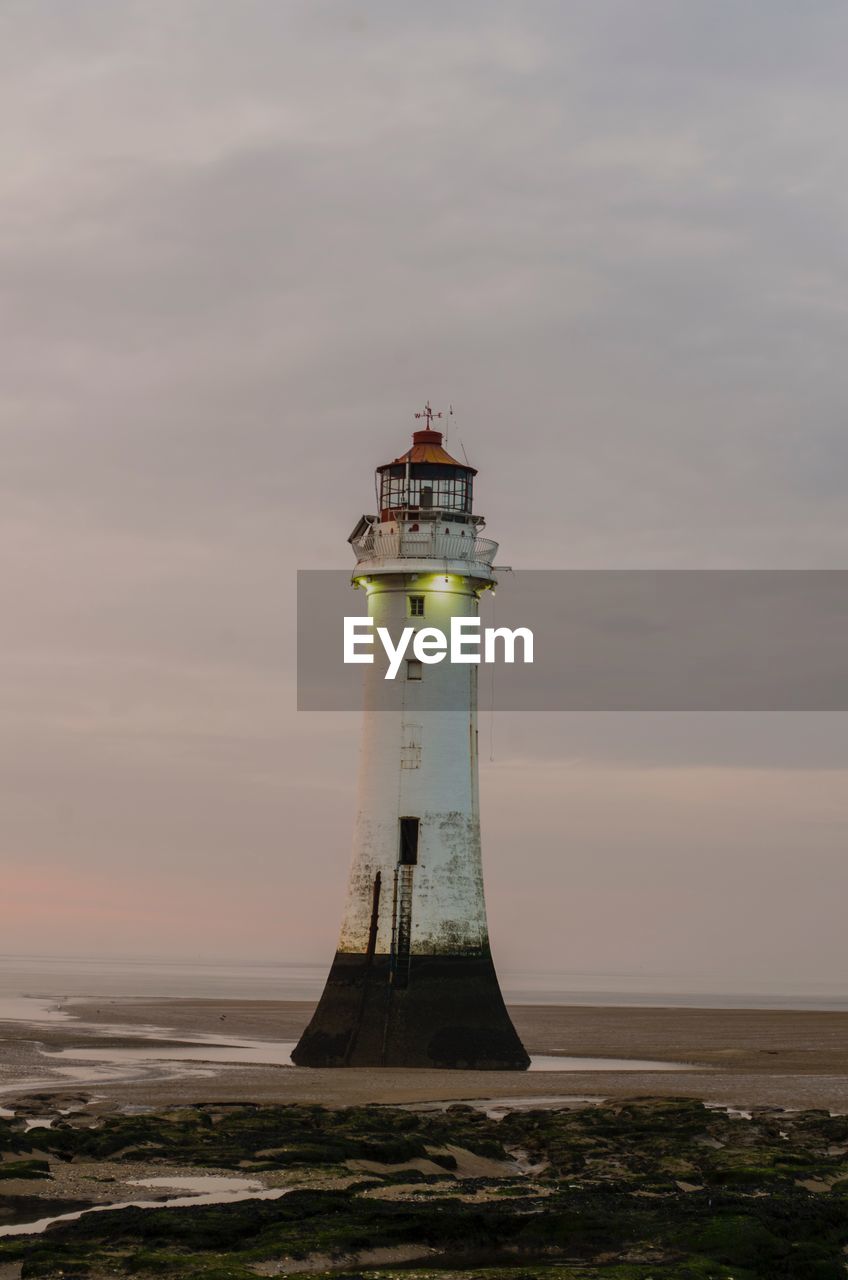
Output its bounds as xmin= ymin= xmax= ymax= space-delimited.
xmin=379 ymin=464 xmax=473 ymax=516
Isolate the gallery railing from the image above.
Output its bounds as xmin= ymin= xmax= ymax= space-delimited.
xmin=351 ymin=526 xmax=498 ymax=567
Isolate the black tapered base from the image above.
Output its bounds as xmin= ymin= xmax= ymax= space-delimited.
xmin=292 ymin=950 xmax=530 ymax=1069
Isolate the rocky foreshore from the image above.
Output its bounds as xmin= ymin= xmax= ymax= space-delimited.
xmin=2 ymin=1095 xmax=848 ymax=1278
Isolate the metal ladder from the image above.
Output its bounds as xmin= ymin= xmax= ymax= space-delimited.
xmin=394 ymin=865 xmax=414 ymax=988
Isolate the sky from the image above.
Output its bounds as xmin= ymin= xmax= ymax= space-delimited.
xmin=1 ymin=1 xmax=846 ymax=990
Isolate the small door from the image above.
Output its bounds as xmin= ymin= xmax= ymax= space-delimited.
xmin=398 ymin=816 xmax=419 ymax=865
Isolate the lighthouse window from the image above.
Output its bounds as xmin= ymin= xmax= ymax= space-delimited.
xmin=401 ymin=723 xmax=422 ymax=769
xmin=406 ymin=658 xmax=423 ymax=680
xmin=408 ymin=595 xmax=425 ymax=617
xmin=379 ymin=464 xmax=473 ymax=515
xmin=399 ymin=817 xmax=420 ymax=865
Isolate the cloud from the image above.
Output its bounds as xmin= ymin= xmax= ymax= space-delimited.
xmin=0 ymin=0 xmax=845 ymax=967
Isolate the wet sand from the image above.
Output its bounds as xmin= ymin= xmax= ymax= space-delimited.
xmin=1 ymin=999 xmax=847 ymax=1113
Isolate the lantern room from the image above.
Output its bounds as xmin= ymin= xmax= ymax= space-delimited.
xmin=377 ymin=419 xmax=476 ymax=524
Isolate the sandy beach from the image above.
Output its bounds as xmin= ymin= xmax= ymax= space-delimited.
xmin=3 ymin=998 xmax=848 ymax=1277
xmin=2 ymin=998 xmax=847 ymax=1114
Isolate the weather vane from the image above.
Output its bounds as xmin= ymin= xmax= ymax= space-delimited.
xmin=414 ymin=401 xmax=443 ymax=427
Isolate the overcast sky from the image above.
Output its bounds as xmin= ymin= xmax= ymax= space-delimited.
xmin=2 ymin=1 xmax=846 ymax=991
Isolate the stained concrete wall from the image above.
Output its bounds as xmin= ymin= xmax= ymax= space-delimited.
xmin=336 ymin=573 xmax=491 ymax=958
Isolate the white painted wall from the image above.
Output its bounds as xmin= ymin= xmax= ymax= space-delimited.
xmin=336 ymin=569 xmax=495 ymax=957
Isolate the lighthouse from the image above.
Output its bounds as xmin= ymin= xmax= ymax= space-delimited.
xmin=293 ymin=406 xmax=529 ymax=1070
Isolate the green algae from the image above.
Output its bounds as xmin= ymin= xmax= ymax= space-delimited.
xmin=4 ymin=1103 xmax=506 ymax=1171
xmin=1 ymin=1099 xmax=847 ymax=1278
xmin=0 ymin=1159 xmax=51 ymax=1180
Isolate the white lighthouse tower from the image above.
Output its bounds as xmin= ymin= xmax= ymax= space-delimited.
xmin=293 ymin=406 xmax=529 ymax=1069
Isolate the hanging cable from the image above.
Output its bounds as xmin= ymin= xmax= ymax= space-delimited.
xmin=489 ymin=585 xmax=496 ymax=761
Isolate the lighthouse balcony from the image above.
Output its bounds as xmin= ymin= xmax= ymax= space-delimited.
xmin=350 ymin=522 xmax=498 ymax=569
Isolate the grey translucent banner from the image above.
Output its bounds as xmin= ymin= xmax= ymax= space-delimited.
xmin=297 ymin=570 xmax=848 ymax=711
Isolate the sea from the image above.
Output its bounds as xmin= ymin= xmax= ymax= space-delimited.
xmin=0 ymin=955 xmax=845 ymax=1011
